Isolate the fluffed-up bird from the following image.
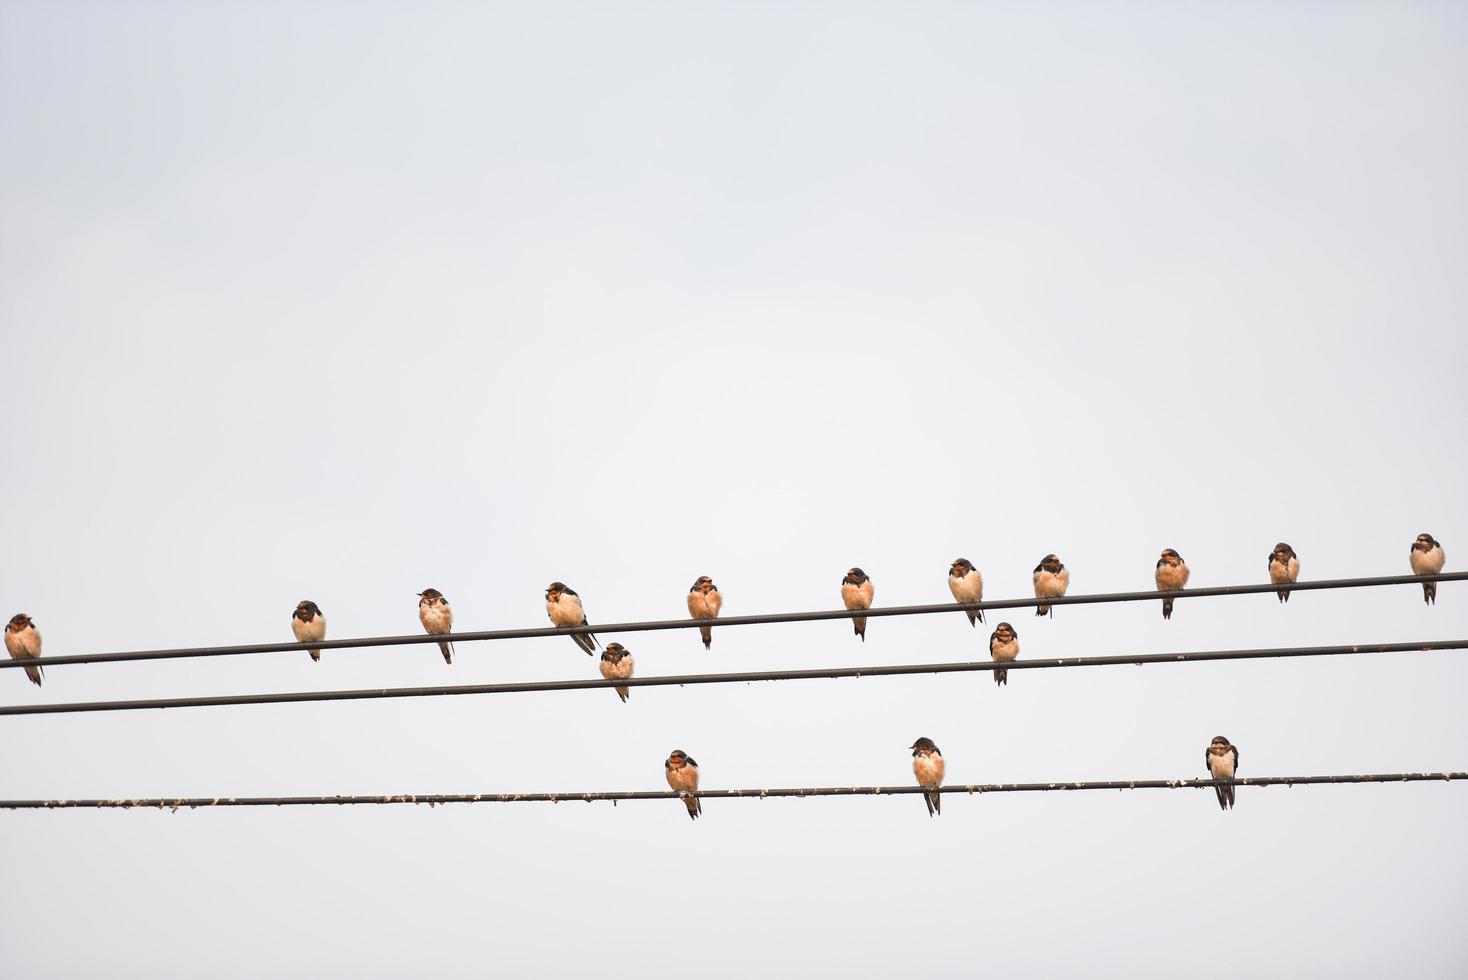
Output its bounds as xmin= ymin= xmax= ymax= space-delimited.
xmin=600 ymin=642 xmax=634 ymax=703
xmin=989 ymin=622 xmax=1019 ymax=686
xmin=665 ymin=749 xmax=701 ymax=820
xmin=1268 ymin=543 xmax=1300 ymax=603
xmin=687 ymin=576 xmax=722 ymax=649
xmin=1032 ymin=554 xmax=1069 ymax=617
xmin=291 ymin=600 xmax=326 ymax=662
xmin=546 ymin=582 xmax=599 ymax=655
xmin=417 ymin=588 xmax=454 ymax=664
xmin=1205 ymin=735 xmax=1239 ymax=811
xmin=1410 ymin=533 xmax=1446 ymax=604
xmin=948 ymin=558 xmax=984 ymax=626
xmin=910 ymin=737 xmax=944 ymax=817
xmin=1155 ymin=549 xmax=1190 ymax=620
xmin=4 ymin=614 xmax=43 ymax=687
xmin=841 ymin=567 xmax=874 ymax=641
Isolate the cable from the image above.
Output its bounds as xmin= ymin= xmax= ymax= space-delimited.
xmin=3 ymin=772 xmax=1462 ymax=810
xmin=2 ymin=571 xmax=1463 ymax=672
xmin=2 ymin=637 xmax=1461 ymax=716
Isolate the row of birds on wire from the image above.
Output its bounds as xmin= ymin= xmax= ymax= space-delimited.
xmin=2 ymin=535 xmax=1448 ymax=691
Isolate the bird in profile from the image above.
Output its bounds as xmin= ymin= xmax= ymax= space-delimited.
xmin=1410 ymin=533 xmax=1446 ymax=604
xmin=988 ymin=622 xmax=1019 ymax=686
xmin=546 ymin=582 xmax=599 ymax=655
xmin=417 ymin=588 xmax=454 ymax=664
xmin=948 ymin=558 xmax=984 ymax=626
xmin=4 ymin=614 xmax=43 ymax=687
xmin=1267 ymin=543 xmax=1300 ymax=603
xmin=1155 ymin=549 xmax=1190 ymax=620
xmin=910 ymin=737 xmax=945 ymax=817
xmin=1032 ymin=554 xmax=1069 ymax=617
xmin=686 ymin=576 xmax=722 ymax=649
xmin=841 ymin=567 xmax=874 ymax=641
xmin=665 ymin=749 xmax=701 ymax=821
xmin=291 ymin=600 xmax=326 ymax=662
xmin=599 ymin=642 xmax=634 ymax=703
xmin=1205 ymin=735 xmax=1239 ymax=810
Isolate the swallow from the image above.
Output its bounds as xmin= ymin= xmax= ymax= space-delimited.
xmin=1410 ymin=533 xmax=1446 ymax=604
xmin=988 ymin=622 xmax=1019 ymax=686
xmin=600 ymin=642 xmax=634 ymax=703
xmin=4 ymin=614 xmax=43 ymax=687
xmin=1032 ymin=554 xmax=1069 ymax=617
xmin=291 ymin=600 xmax=326 ymax=662
xmin=1267 ymin=543 xmax=1300 ymax=603
xmin=687 ymin=576 xmax=723 ymax=649
xmin=1155 ymin=549 xmax=1190 ymax=620
xmin=948 ymin=559 xmax=984 ymax=626
xmin=665 ymin=749 xmax=701 ymax=820
xmin=417 ymin=588 xmax=454 ymax=664
xmin=546 ymin=582 xmax=599 ymax=655
xmin=1205 ymin=735 xmax=1239 ymax=810
xmin=910 ymin=737 xmax=944 ymax=817
xmin=841 ymin=567 xmax=874 ymax=641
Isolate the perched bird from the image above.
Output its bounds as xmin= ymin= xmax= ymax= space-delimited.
xmin=948 ymin=558 xmax=984 ymax=626
xmin=1155 ymin=549 xmax=1190 ymax=620
xmin=988 ymin=622 xmax=1019 ymax=686
xmin=1205 ymin=735 xmax=1240 ymax=811
xmin=1410 ymin=533 xmax=1446 ymax=605
xmin=546 ymin=582 xmax=599 ymax=655
xmin=910 ymin=737 xmax=945 ymax=817
xmin=686 ymin=576 xmax=723 ymax=650
xmin=417 ymin=588 xmax=454 ymax=664
xmin=291 ymin=600 xmax=326 ymax=662
xmin=599 ymin=642 xmax=634 ymax=703
xmin=1032 ymin=554 xmax=1069 ymax=617
xmin=4 ymin=614 xmax=43 ymax=687
xmin=1267 ymin=543 xmax=1300 ymax=603
xmin=665 ymin=749 xmax=701 ymax=821
xmin=841 ymin=567 xmax=874 ymax=641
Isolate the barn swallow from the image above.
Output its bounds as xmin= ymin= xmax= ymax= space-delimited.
xmin=948 ymin=559 xmax=984 ymax=626
xmin=841 ymin=568 xmax=874 ymax=641
xmin=665 ymin=749 xmax=701 ymax=820
xmin=988 ymin=622 xmax=1019 ymax=686
xmin=910 ymin=737 xmax=944 ymax=817
xmin=1032 ymin=555 xmax=1069 ymax=617
xmin=546 ymin=582 xmax=599 ymax=655
xmin=687 ymin=576 xmax=722 ymax=649
xmin=600 ymin=642 xmax=634 ymax=703
xmin=1155 ymin=549 xmax=1190 ymax=620
xmin=291 ymin=600 xmax=326 ymax=662
xmin=417 ymin=588 xmax=454 ymax=664
xmin=1268 ymin=543 xmax=1300 ymax=603
xmin=1410 ymin=533 xmax=1446 ymax=604
xmin=4 ymin=614 xmax=43 ymax=687
xmin=1205 ymin=735 xmax=1239 ymax=810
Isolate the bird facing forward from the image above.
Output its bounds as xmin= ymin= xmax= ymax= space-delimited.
xmin=4 ymin=614 xmax=43 ymax=687
xmin=1032 ymin=555 xmax=1069 ymax=617
xmin=291 ymin=600 xmax=326 ymax=662
xmin=948 ymin=558 xmax=984 ymax=626
xmin=599 ymin=642 xmax=634 ymax=703
xmin=1268 ymin=543 xmax=1300 ymax=603
xmin=417 ymin=588 xmax=454 ymax=664
xmin=1155 ymin=549 xmax=1190 ymax=620
xmin=665 ymin=749 xmax=701 ymax=820
xmin=546 ymin=582 xmax=599 ymax=655
xmin=687 ymin=576 xmax=722 ymax=649
xmin=841 ymin=568 xmax=874 ymax=641
xmin=988 ymin=622 xmax=1019 ymax=686
xmin=1205 ymin=735 xmax=1239 ymax=810
xmin=910 ymin=737 xmax=945 ymax=817
xmin=1410 ymin=533 xmax=1446 ymax=605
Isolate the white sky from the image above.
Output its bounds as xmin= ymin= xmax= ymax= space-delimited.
xmin=2 ymin=2 xmax=1466 ymax=977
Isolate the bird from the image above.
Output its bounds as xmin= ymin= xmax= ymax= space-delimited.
xmin=948 ymin=558 xmax=984 ymax=626
xmin=1032 ymin=554 xmax=1069 ymax=617
xmin=1410 ymin=533 xmax=1446 ymax=605
xmin=1267 ymin=543 xmax=1300 ymax=603
xmin=417 ymin=588 xmax=454 ymax=664
xmin=665 ymin=749 xmax=701 ymax=820
xmin=686 ymin=576 xmax=722 ymax=649
xmin=1205 ymin=735 xmax=1239 ymax=811
xmin=1155 ymin=549 xmax=1190 ymax=620
xmin=599 ymin=642 xmax=634 ymax=703
xmin=291 ymin=600 xmax=326 ymax=662
xmin=988 ymin=622 xmax=1019 ymax=686
xmin=4 ymin=614 xmax=43 ymax=687
xmin=546 ymin=582 xmax=599 ymax=655
xmin=910 ymin=737 xmax=945 ymax=817
xmin=841 ymin=567 xmax=874 ymax=641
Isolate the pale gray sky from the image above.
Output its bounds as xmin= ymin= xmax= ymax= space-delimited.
xmin=2 ymin=2 xmax=1466 ymax=978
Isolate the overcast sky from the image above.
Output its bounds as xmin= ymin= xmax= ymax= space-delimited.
xmin=2 ymin=2 xmax=1466 ymax=978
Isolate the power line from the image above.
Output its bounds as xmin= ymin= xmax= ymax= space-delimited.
xmin=2 ymin=637 xmax=1461 ymax=716
xmin=3 ymin=772 xmax=1462 ymax=810
xmin=2 ymin=571 xmax=1463 ymax=672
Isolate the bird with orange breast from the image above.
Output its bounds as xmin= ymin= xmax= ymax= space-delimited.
xmin=665 ymin=749 xmax=701 ymax=820
xmin=1267 ymin=543 xmax=1300 ymax=603
xmin=291 ymin=600 xmax=326 ymax=662
xmin=841 ymin=567 xmax=874 ymax=641
xmin=1410 ymin=533 xmax=1446 ymax=604
xmin=1154 ymin=549 xmax=1190 ymax=620
xmin=988 ymin=622 xmax=1019 ymax=687
xmin=910 ymin=737 xmax=945 ymax=817
xmin=1032 ymin=555 xmax=1068 ymax=617
xmin=417 ymin=588 xmax=454 ymax=663
xmin=686 ymin=576 xmax=722 ymax=649
xmin=599 ymin=642 xmax=634 ymax=703
xmin=4 ymin=614 xmax=43 ymax=687
xmin=948 ymin=558 xmax=984 ymax=626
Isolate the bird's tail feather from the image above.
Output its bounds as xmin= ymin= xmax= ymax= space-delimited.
xmin=616 ymin=686 xmax=629 ymax=703
xmin=1162 ymin=598 xmax=1174 ymax=620
xmin=1424 ymin=582 xmax=1437 ymax=605
xmin=854 ymin=617 xmax=866 ymax=640
xmin=700 ymin=626 xmax=712 ymax=649
xmin=924 ymin=790 xmax=941 ymax=817
xmin=439 ymin=641 xmax=453 ymax=664
xmin=25 ymin=663 xmax=42 ymax=687
xmin=994 ymin=668 xmax=1007 ymax=686
xmin=1278 ymin=589 xmax=1289 ymax=603
xmin=309 ymin=649 xmax=321 ymax=662
xmin=684 ymin=794 xmax=701 ymax=820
